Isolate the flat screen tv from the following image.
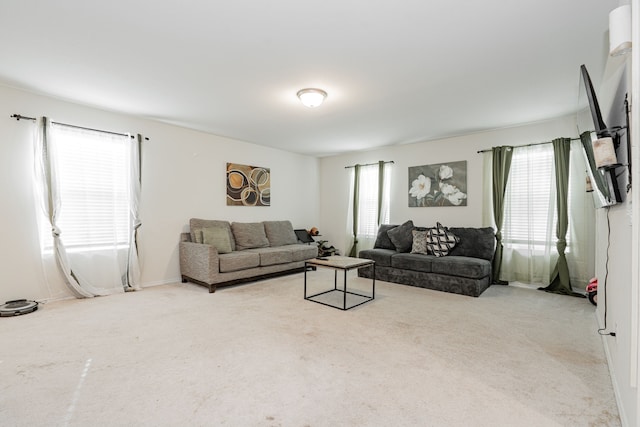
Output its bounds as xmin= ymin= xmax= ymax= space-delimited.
xmin=578 ymin=64 xmax=623 ymax=207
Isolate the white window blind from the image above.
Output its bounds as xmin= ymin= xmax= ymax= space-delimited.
xmin=503 ymin=146 xmax=556 ymax=245
xmin=356 ymin=163 xmax=390 ymax=237
xmin=502 ymin=144 xmax=573 ymax=248
xmin=46 ymin=125 xmax=131 ymax=250
xmin=357 ymin=165 xmax=380 ymax=237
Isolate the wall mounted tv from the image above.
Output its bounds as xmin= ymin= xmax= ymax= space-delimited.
xmin=577 ymin=64 xmax=628 ymax=208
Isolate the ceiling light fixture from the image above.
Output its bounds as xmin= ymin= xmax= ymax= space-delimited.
xmin=297 ymin=88 xmax=327 ymax=108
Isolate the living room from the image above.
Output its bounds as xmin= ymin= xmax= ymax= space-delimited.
xmin=1 ymin=1 xmax=638 ymax=425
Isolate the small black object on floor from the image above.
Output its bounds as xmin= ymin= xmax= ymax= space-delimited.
xmin=0 ymin=299 xmax=38 ymax=317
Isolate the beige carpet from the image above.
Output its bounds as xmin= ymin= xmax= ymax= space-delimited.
xmin=0 ymin=270 xmax=620 ymax=426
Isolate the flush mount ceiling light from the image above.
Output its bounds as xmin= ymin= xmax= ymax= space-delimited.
xmin=297 ymin=88 xmax=327 ymax=108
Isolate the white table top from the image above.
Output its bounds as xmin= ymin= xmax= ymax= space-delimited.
xmin=306 ymin=255 xmax=374 ymax=269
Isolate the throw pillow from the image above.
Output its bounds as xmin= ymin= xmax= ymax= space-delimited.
xmin=191 ymin=226 xmax=204 ymax=243
xmin=201 ymin=226 xmax=233 ymax=254
xmin=426 ymin=222 xmax=459 ymax=257
xmin=448 ymin=227 xmax=495 ymax=261
xmin=373 ymin=224 xmax=398 ymax=249
xmin=231 ymin=222 xmax=270 ymax=251
xmin=410 ymin=229 xmax=429 ymax=254
xmin=190 ymin=219 xmax=235 ymax=250
xmin=386 ymin=220 xmax=414 ymax=253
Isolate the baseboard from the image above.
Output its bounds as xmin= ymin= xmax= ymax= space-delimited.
xmin=141 ymin=278 xmax=182 ymax=288
xmin=597 ymin=312 xmax=629 ymax=426
xmin=36 ymin=294 xmax=75 ymax=305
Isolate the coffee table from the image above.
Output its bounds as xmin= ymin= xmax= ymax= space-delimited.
xmin=304 ymin=256 xmax=375 ymax=310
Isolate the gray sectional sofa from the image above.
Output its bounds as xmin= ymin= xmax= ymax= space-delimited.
xmin=180 ymin=219 xmax=318 ymax=293
xmin=358 ymin=221 xmax=495 ymax=297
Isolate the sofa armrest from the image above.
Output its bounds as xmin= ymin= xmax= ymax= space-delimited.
xmin=179 ymin=241 xmax=220 ymax=284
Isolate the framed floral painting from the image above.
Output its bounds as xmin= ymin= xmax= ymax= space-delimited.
xmin=408 ymin=161 xmax=467 ymax=207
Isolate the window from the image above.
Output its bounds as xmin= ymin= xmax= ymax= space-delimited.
xmin=491 ymin=140 xmax=594 ymax=287
xmin=502 ymin=145 xmax=557 ymax=248
xmin=347 ymin=161 xmax=392 ymax=252
xmin=502 ymin=145 xmax=573 ymax=250
xmin=356 ymin=164 xmax=390 ymax=238
xmin=42 ymin=124 xmax=132 ymax=252
xmin=35 ymin=118 xmax=142 ymax=297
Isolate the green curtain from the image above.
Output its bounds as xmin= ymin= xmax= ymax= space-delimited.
xmin=377 ymin=161 xmax=385 ymax=226
xmin=580 ymin=131 xmax=611 ymax=201
xmin=348 ymin=164 xmax=360 ymax=257
xmin=491 ymin=146 xmax=513 ymax=284
xmin=541 ymin=138 xmax=584 ymax=297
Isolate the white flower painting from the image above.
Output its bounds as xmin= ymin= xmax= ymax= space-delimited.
xmin=408 ymin=161 xmax=467 ymax=207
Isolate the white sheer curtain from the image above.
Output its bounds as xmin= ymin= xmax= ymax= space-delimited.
xmin=566 ymin=139 xmax=596 ymax=286
xmin=127 ymin=134 xmax=143 ymax=291
xmin=500 ymin=144 xmax=558 ymax=285
xmin=34 ymin=118 xmax=141 ymax=297
xmin=346 ymin=162 xmax=392 ymax=253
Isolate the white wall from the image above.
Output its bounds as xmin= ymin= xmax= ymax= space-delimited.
xmin=318 ymin=116 xmax=577 ymax=256
xmin=0 ymin=85 xmax=320 ymax=302
xmin=594 ymin=34 xmax=637 ymax=425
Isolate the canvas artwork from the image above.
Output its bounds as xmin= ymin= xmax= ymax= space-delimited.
xmin=408 ymin=161 xmax=467 ymax=207
xmin=226 ymin=163 xmax=271 ymax=206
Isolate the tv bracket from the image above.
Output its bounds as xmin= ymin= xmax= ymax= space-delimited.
xmin=596 ymin=95 xmax=631 ymax=193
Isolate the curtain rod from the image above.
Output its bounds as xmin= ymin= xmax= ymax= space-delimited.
xmin=10 ymin=114 xmax=149 ymax=140
xmin=476 ymin=136 xmax=583 ymax=154
xmin=345 ymin=160 xmax=394 ymax=169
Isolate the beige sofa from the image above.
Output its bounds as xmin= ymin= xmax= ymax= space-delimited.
xmin=179 ymin=219 xmax=318 ymax=293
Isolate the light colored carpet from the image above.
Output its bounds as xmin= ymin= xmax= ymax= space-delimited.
xmin=0 ymin=270 xmax=620 ymax=426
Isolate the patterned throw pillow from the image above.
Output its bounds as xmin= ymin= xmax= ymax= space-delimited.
xmin=410 ymin=229 xmax=429 ymax=254
xmin=426 ymin=222 xmax=459 ymax=257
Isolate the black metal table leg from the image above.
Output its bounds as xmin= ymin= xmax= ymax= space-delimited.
xmin=304 ymin=262 xmax=308 ymax=298
xmin=343 ymin=269 xmax=347 ymax=310
xmin=372 ymin=263 xmax=376 ymax=299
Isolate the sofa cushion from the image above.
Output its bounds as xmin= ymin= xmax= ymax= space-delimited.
xmin=386 ymin=220 xmax=414 ymax=252
xmin=410 ymin=229 xmax=429 ymax=254
xmin=430 ymin=256 xmax=491 ymax=279
xmin=231 ymin=222 xmax=270 ymax=251
xmin=190 ymin=219 xmax=235 ymax=250
xmin=373 ymin=224 xmax=398 ymax=250
xmin=246 ymin=247 xmax=293 ymax=266
xmin=426 ymin=222 xmax=459 ymax=257
xmin=448 ymin=227 xmax=495 ymax=261
xmin=358 ymin=248 xmax=395 ymax=267
xmin=391 ymin=253 xmax=433 ymax=273
xmin=283 ymin=244 xmax=319 ymax=262
xmin=218 ymin=251 xmax=260 ymax=273
xmin=263 ymin=220 xmax=298 ymax=247
xmin=201 ymin=226 xmax=233 ymax=254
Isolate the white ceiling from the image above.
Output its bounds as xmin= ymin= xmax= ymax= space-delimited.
xmin=0 ymin=1 xmax=620 ymax=157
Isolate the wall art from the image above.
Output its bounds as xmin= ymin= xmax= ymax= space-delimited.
xmin=226 ymin=163 xmax=271 ymax=206
xmin=408 ymin=161 xmax=467 ymax=207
